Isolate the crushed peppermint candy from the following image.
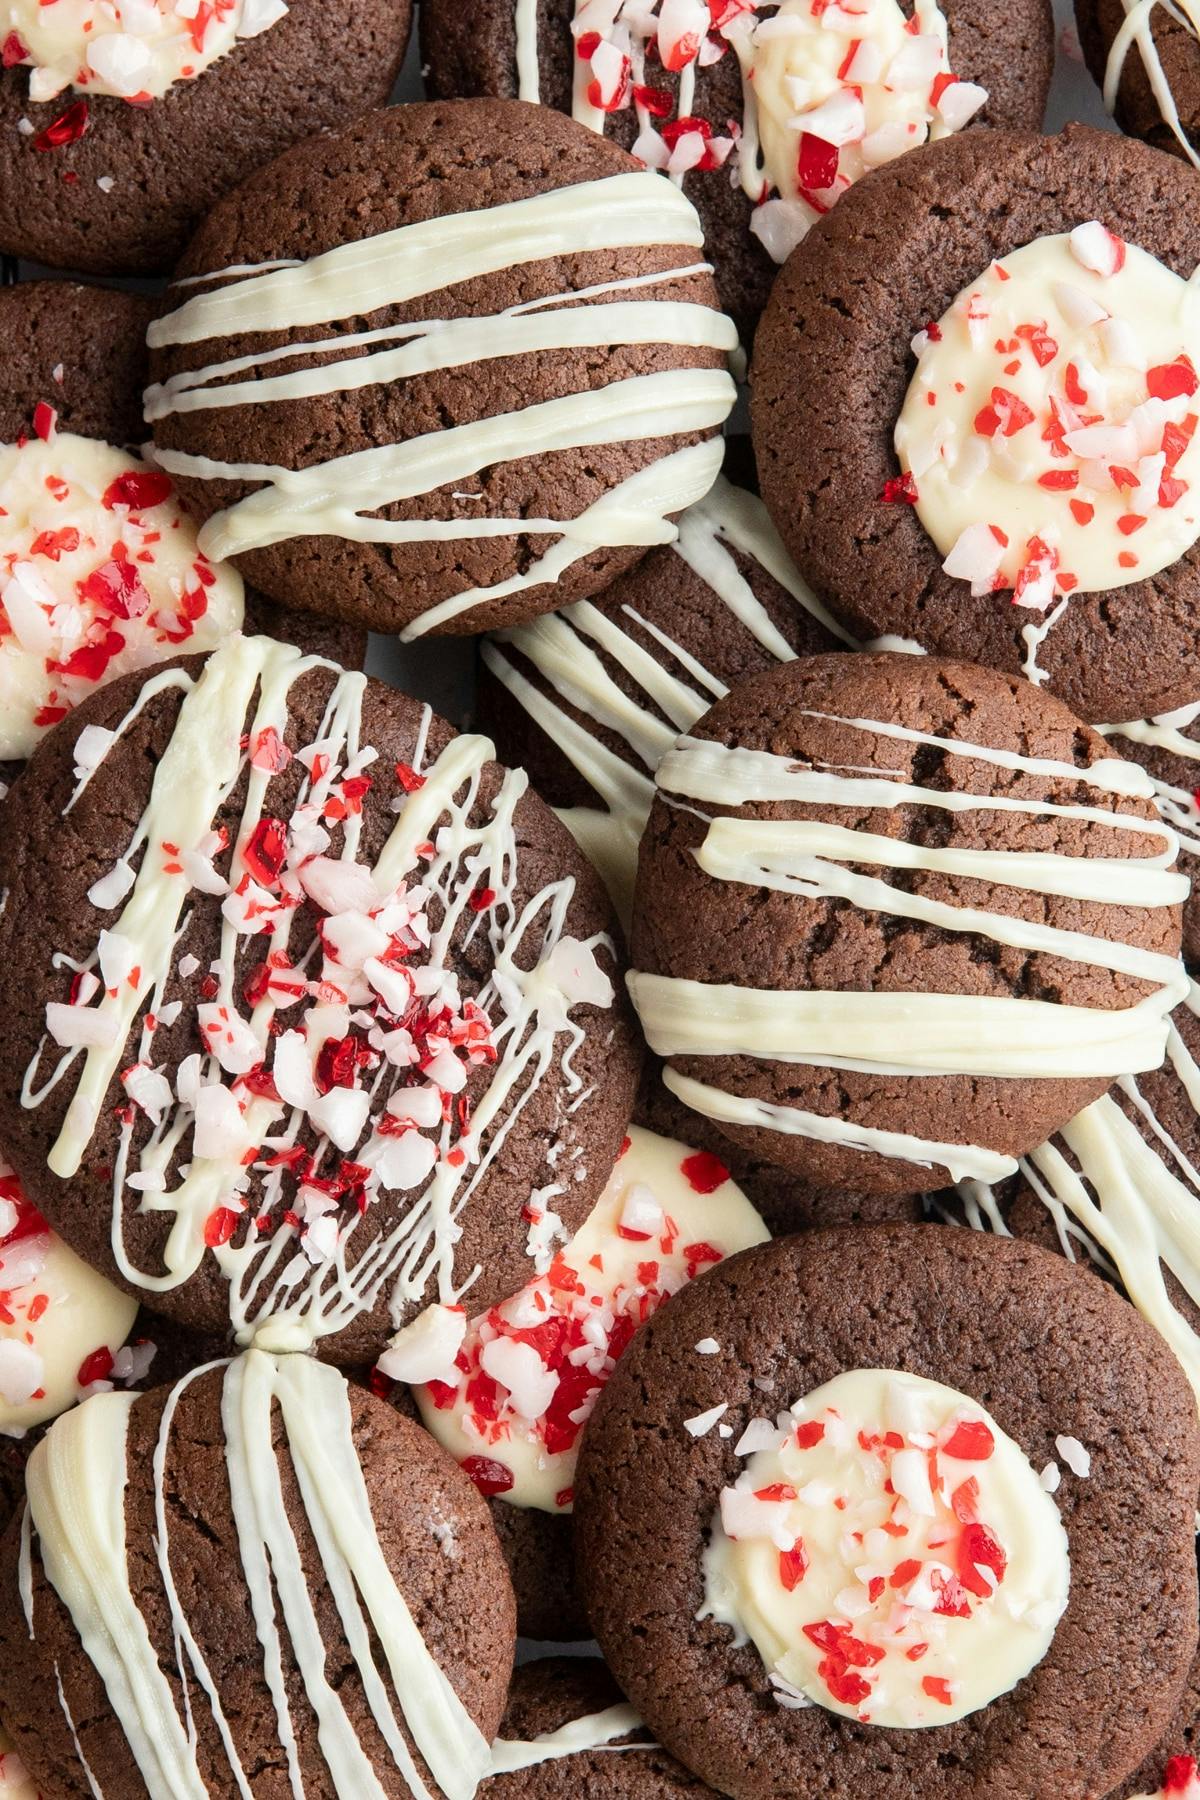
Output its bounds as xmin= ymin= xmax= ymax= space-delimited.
xmin=895 ymin=230 xmax=1200 ymax=685
xmin=700 ymin=1369 xmax=1070 ymax=1729
xmin=410 ymin=1124 xmax=766 ymax=1511
xmin=567 ymin=0 xmax=984 ymax=262
xmin=1054 ymin=1433 xmax=1091 ymax=1478
xmin=0 ymin=433 xmax=242 ymax=760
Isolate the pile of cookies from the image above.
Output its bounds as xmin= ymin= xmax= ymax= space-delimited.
xmin=1 ymin=0 xmax=1200 ymax=1794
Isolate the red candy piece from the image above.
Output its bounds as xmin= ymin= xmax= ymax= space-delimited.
xmin=779 ymin=1543 xmax=809 ymax=1591
xmin=794 ymin=1420 xmax=826 ymax=1449
xmin=680 ymin=1150 xmax=728 ymax=1193
xmin=242 ymin=817 xmax=287 ymax=886
xmin=1147 ymin=356 xmax=1198 ymax=402
xmin=77 ymin=1346 xmax=114 ymax=1387
xmin=203 ymin=1206 xmax=239 ymax=1248
xmin=80 ymin=556 xmax=151 ymax=620
xmin=461 ymin=1454 xmax=516 ymax=1497
xmin=32 ymin=99 xmax=89 ymax=150
xmin=797 ymin=132 xmax=838 ymax=193
xmin=102 ymin=469 xmax=174 ymax=511
xmin=942 ymin=1419 xmax=994 ymax=1460
xmin=922 ymin=1676 xmax=953 ymax=1705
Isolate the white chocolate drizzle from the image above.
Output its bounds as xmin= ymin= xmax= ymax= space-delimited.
xmin=1104 ymin=0 xmax=1200 ymax=170
xmin=19 ymin=1351 xmax=647 ymax=1796
xmin=627 ymin=713 xmax=1188 ymax=1181
xmin=144 ymin=173 xmax=736 ymax=637
xmin=962 ymin=985 xmax=1200 ymax=1410
xmin=19 ymin=635 xmax=619 ymax=1353
xmin=482 ymin=473 xmax=851 ymax=914
xmin=1101 ymin=699 xmax=1200 ymax=858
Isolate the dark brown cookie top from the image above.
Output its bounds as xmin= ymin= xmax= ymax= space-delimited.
xmin=146 ymin=99 xmax=733 ymax=640
xmin=419 ymin=0 xmax=1054 ymax=342
xmin=572 ymin=1225 xmax=1200 ymax=1799
xmin=0 ymin=1356 xmax=515 ymax=1797
xmin=0 ymin=0 xmax=412 ymax=277
xmin=486 ymin=1658 xmax=712 ymax=1795
xmin=628 ymin=652 xmax=1182 ymax=1196
xmin=1075 ymin=0 xmax=1200 ymax=166
xmin=489 ymin=1500 xmax=589 ymax=1643
xmin=1101 ymin=704 xmax=1200 ymax=970
xmin=0 ymin=644 xmax=641 ymax=1364
xmin=0 ymin=280 xmax=155 ymax=448
xmin=750 ymin=124 xmax=1200 ymax=724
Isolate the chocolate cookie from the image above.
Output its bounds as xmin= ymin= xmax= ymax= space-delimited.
xmin=1075 ymin=0 xmax=1200 ymax=168
xmin=0 ymin=0 xmax=412 ymax=277
xmin=1114 ymin=1630 xmax=1200 ymax=1799
xmin=751 ymin=125 xmax=1200 ymax=724
xmin=627 ymin=652 xmax=1185 ymax=1196
xmin=395 ymin=1124 xmax=766 ymax=1638
xmin=0 ymin=279 xmax=364 ymax=781
xmin=0 ymin=636 xmax=641 ymax=1364
xmin=1101 ymin=700 xmax=1200 ymax=967
xmin=145 ymin=100 xmax=736 ymax=641
xmin=420 ymin=0 xmax=1054 ymax=342
xmin=478 ymin=437 xmax=854 ymax=919
xmin=0 ymin=1351 xmax=515 ymax=1797
xmin=573 ymin=1225 xmax=1200 ymax=1798
xmin=486 ymin=1658 xmax=711 ymax=1794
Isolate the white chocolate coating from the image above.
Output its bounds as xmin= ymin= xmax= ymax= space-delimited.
xmin=627 ymin=717 xmax=1187 ymax=1181
xmin=1101 ymin=699 xmax=1200 ymax=861
xmin=0 ymin=434 xmax=242 ymax=760
xmin=20 ymin=634 xmax=622 ymax=1354
xmin=702 ymin=1369 xmax=1069 ymax=1729
xmin=411 ymin=1124 xmax=768 ymax=1512
xmin=896 ymin=232 xmax=1200 ymax=685
xmin=482 ymin=472 xmax=851 ymax=918
xmin=1 ymin=0 xmax=288 ymax=103
xmin=144 ymin=173 xmax=736 ymax=637
xmin=0 ymin=1159 xmax=137 ymax=1437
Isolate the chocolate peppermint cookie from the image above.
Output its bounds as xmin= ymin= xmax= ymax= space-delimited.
xmin=479 ymin=438 xmax=854 ymax=919
xmin=0 ymin=1351 xmax=515 ymax=1796
xmin=420 ymin=0 xmax=1054 ymax=341
xmin=0 ymin=0 xmax=412 ymax=276
xmin=573 ymin=1225 xmax=1200 ymax=1798
xmin=0 ymin=280 xmax=363 ymax=783
xmin=627 ymin=652 xmax=1186 ymax=1196
xmin=485 ymin=1658 xmax=712 ymax=1795
xmin=0 ymin=636 xmax=641 ymax=1364
xmin=145 ymin=100 xmax=736 ymax=641
xmin=1075 ymin=0 xmax=1200 ymax=170
xmin=752 ymin=125 xmax=1200 ymax=724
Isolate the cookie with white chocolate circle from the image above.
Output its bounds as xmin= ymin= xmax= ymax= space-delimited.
xmin=0 ymin=1351 xmax=516 ymax=1797
xmin=1075 ymin=0 xmax=1200 ymax=171
xmin=0 ymin=635 xmax=642 ymax=1365
xmin=752 ymin=125 xmax=1200 ymax=724
xmin=419 ymin=0 xmax=1054 ymax=341
xmin=0 ymin=0 xmax=413 ymax=276
xmin=144 ymin=100 xmax=737 ymax=641
xmin=573 ymin=1225 xmax=1200 ymax=1797
xmin=0 ymin=279 xmax=364 ymax=789
xmin=627 ymin=651 xmax=1185 ymax=1197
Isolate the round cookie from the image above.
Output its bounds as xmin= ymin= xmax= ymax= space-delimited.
xmin=0 ymin=280 xmax=365 ymax=783
xmin=144 ymin=100 xmax=737 ymax=641
xmin=751 ymin=125 xmax=1200 ymax=725
xmin=393 ymin=1125 xmax=767 ymax=1638
xmin=573 ymin=1225 xmax=1200 ymax=1798
xmin=0 ymin=1350 xmax=515 ymax=1797
xmin=0 ymin=635 xmax=641 ymax=1365
xmin=485 ymin=1658 xmax=712 ymax=1794
xmin=0 ymin=0 xmax=412 ymax=277
xmin=419 ymin=0 xmax=1054 ymax=342
xmin=1101 ymin=699 xmax=1200 ymax=967
xmin=478 ymin=438 xmax=854 ymax=919
xmin=627 ymin=652 xmax=1185 ymax=1196
xmin=1075 ymin=0 xmax=1200 ymax=169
